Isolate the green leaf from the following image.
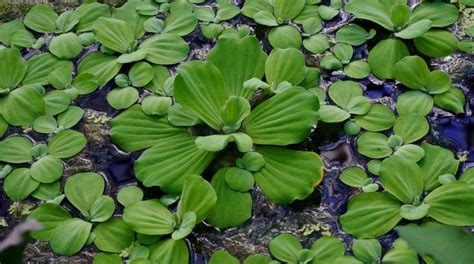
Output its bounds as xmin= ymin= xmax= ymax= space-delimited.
xmin=434 ymin=88 xmax=465 ymax=114
xmin=31 ymin=155 xmax=64 ymax=183
xmin=31 ymin=181 xmax=61 ymax=201
xmin=138 ymin=33 xmax=189 ymax=65
xmin=352 ymin=239 xmax=381 ymax=263
xmin=241 ymin=0 xmax=273 ymax=18
xmin=0 ymin=20 xmax=25 ymax=46
xmin=164 ymin=11 xmax=198 ymax=36
xmin=117 ymin=186 xmax=143 ymax=207
xmin=318 ymin=105 xmax=350 ymax=123
xmin=320 ymin=54 xmax=343 ymax=71
xmin=414 ymin=30 xmax=458 ymax=58
xmin=75 ymin=3 xmax=110 ymax=32
xmin=339 ymin=166 xmax=368 ymax=188
xmin=265 ymin=48 xmax=306 ymax=86
xmin=93 ymin=218 xmax=135 ymax=253
xmin=129 ymin=62 xmax=153 ymax=87
xmin=243 ymin=87 xmax=318 ymax=145
xmin=356 ymin=132 xmax=392 ymax=159
xmin=171 ymin=211 xmax=196 ymax=240
xmin=254 ymin=146 xmax=323 ymax=204
xmin=419 ymin=143 xmax=459 ymax=191
xmin=24 ymin=4 xmax=58 ymax=33
xmin=28 ymin=203 xmax=71 ymax=240
xmin=78 ymin=52 xmax=121 ymax=87
xmin=394 ymin=56 xmax=429 ymax=90
xmin=409 ymin=2 xmax=459 ymax=27
xmin=333 ymin=43 xmax=353 ymax=64
xmin=57 ymin=106 xmax=85 ymax=129
xmin=380 ymin=155 xmax=424 ymax=204
xmin=426 ymin=70 xmax=451 ymax=94
xmin=354 ymin=104 xmax=395 ymax=131
xmin=395 ymin=19 xmax=431 ymax=39
xmin=336 ymin=24 xmax=371 ymax=46
xmin=4 ymin=168 xmax=38 ymax=201
xmin=242 ymin=152 xmax=266 ymax=172
xmin=209 ymin=250 xmax=240 ymax=264
xmin=23 ymin=53 xmax=72 ymax=86
xmin=90 ymin=195 xmax=115 ymax=222
xmin=144 ymin=18 xmax=165 ymax=33
xmin=269 ymin=234 xmax=302 ymax=262
xmin=274 ymin=0 xmax=305 ymax=21
xmin=216 ymin=4 xmax=240 ymax=21
xmin=368 ymin=38 xmax=409 ymax=80
xmin=142 ymin=96 xmax=172 ymax=116
xmin=345 ymin=0 xmax=393 ymax=30
xmin=117 ymin=50 xmax=148 ymax=64
xmin=206 ymin=168 xmax=253 ymax=228
xmin=396 ymin=223 xmax=474 ymax=264
xmin=48 ymin=130 xmax=86 ymax=158
xmin=49 ymin=33 xmax=83 ymax=59
xmin=148 ymin=239 xmax=189 ymax=264
xmin=268 ymin=26 xmax=302 ymax=49
xmin=123 ymin=200 xmax=174 ymax=235
xmin=174 ymin=61 xmax=228 ymax=130
xmin=0 ymin=136 xmax=33 ymax=163
xmin=393 ymin=144 xmax=425 ymax=162
xmin=177 ymin=175 xmax=216 ymax=223
xmin=195 ymin=134 xmax=230 ymax=152
xmin=107 ymin=87 xmax=139 ymax=110
xmin=319 ymin=5 xmax=339 ymax=20
xmin=303 ymin=34 xmax=331 ymax=54
xmin=43 ymin=90 xmax=70 ymax=116
xmin=64 ymin=172 xmax=105 ymax=217
xmin=93 ymin=253 xmax=122 ymax=264
xmin=48 ymin=67 xmax=72 ymax=90
xmin=310 ymin=236 xmax=346 ymax=262
xmin=400 ymin=203 xmax=430 ymax=220
xmin=347 ymin=96 xmax=370 ymax=115
xmin=0 ymin=48 xmax=26 ymax=89
xmin=55 ymin=11 xmax=80 ymax=33
xmin=393 ymin=114 xmax=429 ymax=143
xmin=340 ymin=192 xmax=402 ymax=238
xmin=381 ymin=241 xmax=418 ymax=264
xmin=221 ymin=96 xmax=251 ymax=130
xmin=72 ymin=72 xmax=98 ymax=95
xmin=225 ymin=167 xmax=255 ymax=192
xmin=254 ymin=11 xmax=278 ymax=26
xmin=329 ymin=80 xmax=364 ymax=109
xmin=93 ymin=17 xmax=134 ymax=53
xmin=145 ymin=65 xmax=170 ymax=94
xmin=11 ymin=29 xmax=36 ymax=48
xmin=50 ymin=218 xmax=92 ymax=256
xmin=344 ymin=60 xmax=371 ymax=79
xmin=425 ymin=182 xmax=474 ymax=226
xmin=396 ymin=91 xmax=433 ymax=116
xmin=390 ymin=4 xmax=410 ymax=29
xmin=302 ymin=17 xmax=322 ymax=35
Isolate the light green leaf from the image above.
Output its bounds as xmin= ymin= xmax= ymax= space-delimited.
xmin=254 ymin=146 xmax=323 ymax=204
xmin=328 ymin=80 xmax=362 ymax=109
xmin=209 ymin=250 xmax=240 ymax=264
xmin=426 ymin=70 xmax=451 ymax=95
xmin=425 ymin=182 xmax=474 ymax=226
xmin=319 ymin=5 xmax=339 ymax=20
xmin=303 ymin=34 xmax=331 ymax=54
xmin=123 ymin=200 xmax=174 ymax=235
xmin=345 ymin=0 xmax=393 ymax=30
xmin=11 ymin=29 xmax=36 ymax=48
xmin=48 ymin=67 xmax=72 ymax=90
xmin=414 ymin=30 xmax=458 ymax=58
xmin=117 ymin=186 xmax=143 ymax=207
xmin=206 ymin=168 xmax=253 ymax=228
xmin=208 ymin=36 xmax=267 ymax=99
xmin=177 ymin=175 xmax=217 ymax=223
xmin=55 ymin=11 xmax=80 ymax=33
xmin=347 ymin=96 xmax=370 ymax=115
xmin=241 ymin=0 xmax=273 ymax=18
xmin=265 ymin=48 xmax=306 ymax=86
xmin=310 ymin=236 xmax=346 ymax=262
xmin=357 ymin=132 xmax=392 ymax=159
xmin=393 ymin=113 xmax=429 ymax=143
xmin=4 ymin=168 xmax=38 ymax=201
xmin=0 ymin=20 xmax=25 ymax=47
xmin=434 ymin=88 xmax=465 ymax=114
xmin=318 ymin=105 xmax=350 ymax=123
xmin=129 ymin=62 xmax=153 ymax=87
xmin=268 ymin=26 xmax=302 ymax=49
xmin=393 ymin=144 xmax=425 ymax=162
xmin=93 ymin=17 xmax=134 ymax=53
xmin=171 ymin=211 xmax=196 ymax=240
xmin=31 ymin=181 xmax=61 ymax=201
xmin=24 ymin=4 xmax=58 ymax=33
xmin=344 ymin=60 xmax=371 ymax=79
xmin=117 ymin=50 xmax=148 ymax=64
xmin=409 ymin=2 xmax=459 ymax=27
xmin=57 ymin=106 xmax=85 ymax=129
xmin=49 ymin=33 xmax=83 ymax=59
xmin=0 ymin=136 xmax=33 ymax=163
xmin=394 ymin=56 xmax=429 ymax=90
xmin=396 ymin=91 xmax=433 ymax=116
xmin=93 ymin=253 xmax=122 ymax=264
xmin=390 ymin=4 xmax=411 ymax=29
xmin=78 ymin=52 xmax=121 ymax=87
xmin=368 ymin=38 xmax=409 ymax=80
xmin=302 ymin=17 xmax=322 ymax=35
xmin=339 ymin=167 xmax=368 ymax=188
xmin=28 ymin=203 xmax=71 ymax=240
xmin=195 ymin=134 xmax=230 ymax=152
xmin=107 ymin=87 xmax=139 ymax=110
xmin=43 ymin=90 xmax=70 ymax=116
xmin=269 ymin=234 xmax=302 ymax=262
xmin=48 ymin=130 xmax=86 ymax=158
xmin=243 ymin=87 xmax=318 ymax=145
xmin=395 ymin=19 xmax=431 ymax=39
xmin=418 ymin=143 xmax=459 ymax=191
xmin=254 ymin=11 xmax=279 ymax=26
xmin=340 ymin=192 xmax=402 ymax=238
xmin=0 ymin=48 xmax=26 ymax=89
xmin=31 ymin=155 xmax=64 ymax=183
xmin=50 ymin=218 xmax=92 ymax=256
xmin=274 ymin=0 xmax=305 ymax=21
xmin=336 ymin=24 xmax=372 ymax=46
xmin=94 ymin=218 xmax=134 ymax=253
xmin=354 ymin=104 xmax=395 ymax=131
xmin=23 ymin=53 xmax=72 ymax=86
xmin=164 ymin=11 xmax=198 ymax=36
xmin=352 ymin=239 xmax=381 ymax=263
xmin=400 ymin=203 xmax=430 ymax=220
xmin=380 ymin=155 xmax=424 ymax=204
xmin=90 ymin=195 xmax=115 ymax=222
xmin=333 ymin=43 xmax=353 ymax=64
xmin=64 ymin=172 xmax=105 ymax=217
xmin=225 ymin=167 xmax=255 ymax=192
xmin=174 ymin=61 xmax=228 ymax=130
xmin=142 ymin=96 xmax=172 ymax=116
xmin=221 ymin=96 xmax=251 ymax=130
xmin=75 ymin=3 xmax=110 ymax=32
xmin=138 ymin=33 xmax=189 ymax=65
xmin=148 ymin=239 xmax=189 ymax=264
xmin=320 ymin=54 xmax=343 ymax=70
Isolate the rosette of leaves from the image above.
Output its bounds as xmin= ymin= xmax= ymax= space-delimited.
xmin=0 ymin=48 xmax=72 ymax=127
xmin=194 ymin=0 xmax=241 ymax=39
xmin=340 ymin=150 xmax=474 ymax=238
xmin=242 ymin=0 xmax=341 ymax=28
xmin=346 ymin=0 xmax=460 ymax=79
xmin=319 ymin=43 xmax=371 ymax=79
xmin=27 ymin=173 xmax=119 ymax=256
xmin=122 ymin=175 xmax=216 ymax=263
xmin=0 ymin=131 xmax=87 ymax=202
xmin=317 ymin=80 xmax=395 ymax=135
xmin=110 ymin=36 xmax=323 ymax=226
xmin=77 ymin=17 xmax=189 ymax=87
xmin=394 ymin=56 xmax=465 ymax=114
xmin=351 ymin=238 xmax=418 ymax=263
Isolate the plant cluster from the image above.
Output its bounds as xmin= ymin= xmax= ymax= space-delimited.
xmin=0 ymin=0 xmax=473 ymax=263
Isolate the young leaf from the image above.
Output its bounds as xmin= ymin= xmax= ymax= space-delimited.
xmin=57 ymin=106 xmax=85 ymax=129
xmin=357 ymin=132 xmax=392 ymax=159
xmin=117 ymin=186 xmax=144 ymax=207
xmin=225 ymin=167 xmax=255 ymax=192
xmin=171 ymin=211 xmax=196 ymax=240
xmin=107 ymin=87 xmax=139 ymax=110
xmin=339 ymin=167 xmax=368 ymax=188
